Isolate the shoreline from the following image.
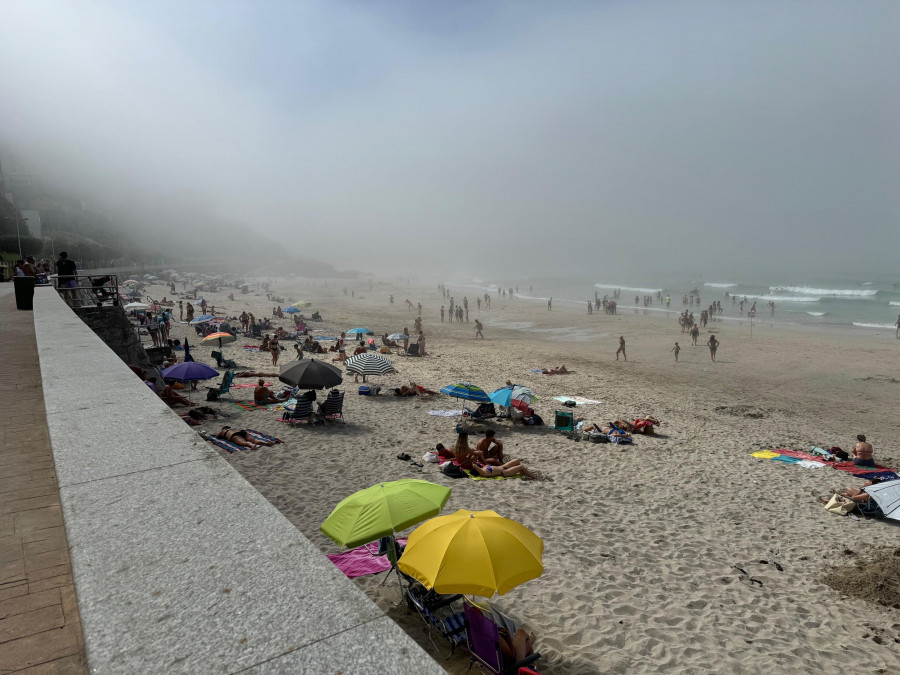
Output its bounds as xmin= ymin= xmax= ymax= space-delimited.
xmin=152 ymin=276 xmax=900 ymax=673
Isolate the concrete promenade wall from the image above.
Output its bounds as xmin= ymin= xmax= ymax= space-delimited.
xmin=31 ymin=288 xmax=441 ymax=673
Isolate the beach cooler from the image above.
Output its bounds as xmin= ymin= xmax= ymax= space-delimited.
xmin=358 ymin=385 xmax=372 ymax=396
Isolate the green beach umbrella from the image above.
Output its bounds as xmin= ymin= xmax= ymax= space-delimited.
xmin=321 ymin=479 xmax=451 ymax=549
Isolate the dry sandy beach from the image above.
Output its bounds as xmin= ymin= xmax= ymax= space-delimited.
xmin=155 ymin=278 xmax=900 ymax=674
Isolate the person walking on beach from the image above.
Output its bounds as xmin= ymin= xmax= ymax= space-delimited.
xmin=475 ymin=319 xmax=484 ymax=340
xmin=671 ymin=342 xmax=680 ymax=361
xmin=548 ymin=298 xmax=552 ymax=311
xmin=690 ymin=324 xmax=700 ymax=346
xmin=441 ymin=306 xmax=445 ymax=322
xmin=616 ymin=336 xmax=626 ymax=361
xmin=706 ymin=335 xmax=719 ymax=362
xmin=895 ymin=314 xmax=900 ymax=339
xmin=178 ymin=301 xmax=184 ymax=321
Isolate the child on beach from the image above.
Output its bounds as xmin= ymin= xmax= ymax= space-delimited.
xmin=671 ymin=342 xmax=680 ymax=361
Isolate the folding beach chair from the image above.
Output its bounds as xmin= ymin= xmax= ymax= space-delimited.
xmin=463 ymin=598 xmax=541 ymax=674
xmin=282 ymin=398 xmax=315 ymax=425
xmin=406 ymin=583 xmax=466 ymax=659
xmin=205 ymin=370 xmax=235 ymax=400
xmin=319 ymin=390 xmax=345 ymax=423
xmin=553 ymin=410 xmax=575 ymax=434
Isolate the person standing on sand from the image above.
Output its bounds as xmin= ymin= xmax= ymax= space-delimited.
xmin=548 ymin=298 xmax=552 ymax=311
xmin=671 ymin=342 xmax=680 ymax=361
xmin=690 ymin=324 xmax=700 ymax=346
xmin=895 ymin=314 xmax=900 ymax=339
xmin=441 ymin=306 xmax=445 ymax=322
xmin=615 ymin=336 xmax=626 ymax=361
xmin=178 ymin=301 xmax=184 ymax=321
xmin=706 ymin=335 xmax=719 ymax=362
xmin=475 ymin=319 xmax=484 ymax=340
xmin=853 ymin=434 xmax=875 ymax=468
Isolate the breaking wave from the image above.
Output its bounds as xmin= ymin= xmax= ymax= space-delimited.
xmin=852 ymin=322 xmax=895 ymax=329
xmin=771 ymin=286 xmax=878 ymax=297
xmin=595 ymin=283 xmax=662 ymax=294
xmin=704 ymin=282 xmax=737 ymax=288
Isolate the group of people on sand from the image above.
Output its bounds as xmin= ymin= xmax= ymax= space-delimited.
xmin=440 ymin=430 xmax=540 ymax=479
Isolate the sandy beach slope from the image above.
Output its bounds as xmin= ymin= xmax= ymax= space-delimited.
xmin=154 ymin=278 xmax=900 ymax=673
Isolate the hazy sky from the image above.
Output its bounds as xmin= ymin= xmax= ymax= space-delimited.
xmin=1 ymin=1 xmax=898 ymax=280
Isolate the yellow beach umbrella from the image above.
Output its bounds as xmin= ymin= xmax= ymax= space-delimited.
xmin=398 ymin=509 xmax=543 ymax=596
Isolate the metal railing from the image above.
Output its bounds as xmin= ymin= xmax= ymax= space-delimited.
xmin=57 ymin=274 xmax=121 ymax=309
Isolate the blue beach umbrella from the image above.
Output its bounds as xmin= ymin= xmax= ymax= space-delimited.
xmin=190 ymin=314 xmax=215 ymax=324
xmin=388 ymin=333 xmax=409 ymax=341
xmin=489 ymin=384 xmax=538 ymax=411
xmin=347 ymin=327 xmax=374 ymax=336
xmin=283 ymin=306 xmax=301 ymax=314
xmin=440 ymin=383 xmax=491 ymax=403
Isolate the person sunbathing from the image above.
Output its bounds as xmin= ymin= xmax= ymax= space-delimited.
xmin=216 ymin=426 xmax=274 ymax=450
xmin=839 ymin=479 xmax=882 ymax=502
xmin=632 ymin=417 xmax=660 ymax=433
xmin=395 ymin=382 xmax=437 ymax=396
xmin=455 ymin=432 xmax=537 ymax=478
xmin=254 ymin=379 xmax=281 ymax=405
xmin=541 ymin=365 xmax=570 ymax=374
xmin=474 ymin=429 xmax=504 ymax=465
xmin=593 ymin=422 xmax=632 ymax=440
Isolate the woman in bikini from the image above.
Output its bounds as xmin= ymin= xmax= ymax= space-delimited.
xmin=270 ymin=335 xmax=280 ymax=366
xmin=216 ymin=426 xmax=274 ymax=450
xmin=453 ymin=432 xmax=537 ymax=479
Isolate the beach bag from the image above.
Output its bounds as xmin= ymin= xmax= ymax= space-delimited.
xmin=423 ymin=451 xmax=441 ymax=463
xmin=358 ymin=385 xmax=371 ymax=396
xmin=824 ymin=495 xmax=856 ymax=516
xmin=441 ymin=463 xmax=466 ymax=479
xmin=587 ymin=430 xmax=609 ymax=443
xmin=206 ymin=389 xmax=219 ymax=401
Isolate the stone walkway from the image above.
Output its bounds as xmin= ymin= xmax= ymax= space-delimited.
xmin=0 ymin=290 xmax=87 ymax=673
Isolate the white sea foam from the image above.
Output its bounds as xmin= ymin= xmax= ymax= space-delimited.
xmin=806 ymin=312 xmax=827 ymax=317
xmin=704 ymin=282 xmax=737 ymax=288
xmin=743 ymin=294 xmax=821 ymax=303
xmin=770 ymin=286 xmax=878 ymax=297
xmin=595 ymin=283 xmax=662 ymax=293
xmin=852 ymin=322 xmax=895 ymax=329
xmin=889 ymin=301 xmax=900 ymax=307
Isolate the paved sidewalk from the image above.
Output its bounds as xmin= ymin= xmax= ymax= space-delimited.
xmin=0 ymin=289 xmax=87 ymax=673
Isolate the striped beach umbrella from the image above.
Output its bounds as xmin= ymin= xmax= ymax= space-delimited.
xmin=201 ymin=332 xmax=237 ymax=348
xmin=439 ymin=383 xmax=491 ymax=403
xmin=345 ymin=353 xmax=396 ymax=376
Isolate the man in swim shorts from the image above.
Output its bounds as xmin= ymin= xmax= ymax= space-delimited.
xmin=475 ymin=429 xmax=504 ymax=466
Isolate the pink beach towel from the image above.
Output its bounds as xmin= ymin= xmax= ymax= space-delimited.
xmin=326 ymin=538 xmax=408 ymax=579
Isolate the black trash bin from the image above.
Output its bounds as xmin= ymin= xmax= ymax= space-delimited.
xmin=13 ymin=276 xmax=36 ymax=310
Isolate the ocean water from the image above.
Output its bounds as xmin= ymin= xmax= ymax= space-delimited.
xmin=449 ymin=275 xmax=900 ymax=334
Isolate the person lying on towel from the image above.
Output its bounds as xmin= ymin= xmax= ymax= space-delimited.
xmin=455 ymin=432 xmax=537 ymax=479
xmin=215 ymin=427 xmax=276 ymax=451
